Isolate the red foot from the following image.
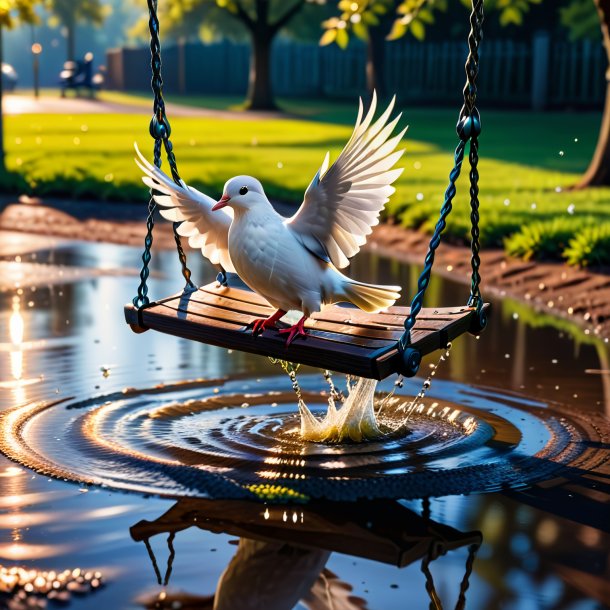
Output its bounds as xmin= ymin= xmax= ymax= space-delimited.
xmin=249 ymin=309 xmax=286 ymax=336
xmin=278 ymin=315 xmax=308 ymax=346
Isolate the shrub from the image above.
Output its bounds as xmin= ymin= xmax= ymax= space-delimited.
xmin=564 ymin=224 xmax=610 ymax=267
xmin=504 ymin=218 xmax=593 ymax=261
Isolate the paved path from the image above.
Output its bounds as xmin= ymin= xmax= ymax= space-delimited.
xmin=3 ymin=94 xmax=283 ymax=120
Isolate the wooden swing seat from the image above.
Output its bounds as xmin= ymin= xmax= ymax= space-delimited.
xmin=124 ymin=277 xmax=489 ymax=380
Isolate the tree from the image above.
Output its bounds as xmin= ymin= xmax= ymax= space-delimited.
xmin=565 ymin=0 xmax=610 ymax=188
xmin=44 ymin=0 xmax=108 ymax=62
xmin=0 ymin=0 xmax=40 ymax=171
xmin=322 ymin=0 xmax=610 ymax=190
xmin=321 ymin=0 xmax=541 ymax=97
xmin=159 ymin=0 xmax=321 ymax=110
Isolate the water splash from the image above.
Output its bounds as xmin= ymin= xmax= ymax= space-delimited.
xmin=299 ymin=378 xmax=383 ymax=443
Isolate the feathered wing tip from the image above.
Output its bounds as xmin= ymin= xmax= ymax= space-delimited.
xmin=132 ymin=142 xmax=236 ymax=273
xmin=288 ymin=91 xmax=409 ymax=271
xmin=342 ymin=280 xmax=401 ymax=314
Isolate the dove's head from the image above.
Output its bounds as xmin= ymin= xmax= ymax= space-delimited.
xmin=213 ymin=176 xmax=267 ymax=213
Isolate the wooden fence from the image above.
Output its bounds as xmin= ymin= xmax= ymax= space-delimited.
xmin=106 ymin=33 xmax=607 ymax=110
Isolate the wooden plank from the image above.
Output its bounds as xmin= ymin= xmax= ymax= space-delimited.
xmin=158 ymin=303 xmax=394 ymax=350
xmin=124 ymin=281 xmax=489 ymax=379
xmin=127 ymin=305 xmax=383 ymax=378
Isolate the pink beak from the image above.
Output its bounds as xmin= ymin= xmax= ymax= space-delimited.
xmin=212 ymin=194 xmax=231 ymax=211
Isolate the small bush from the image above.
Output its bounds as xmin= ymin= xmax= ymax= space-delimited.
xmin=564 ymin=224 xmax=610 ymax=267
xmin=504 ymin=218 xmax=593 ymax=261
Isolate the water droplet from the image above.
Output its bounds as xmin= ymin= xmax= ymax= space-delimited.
xmin=567 ymin=203 xmax=575 ymax=215
xmin=531 ymin=202 xmax=537 ymax=210
xmin=416 ymin=192 xmax=424 ymax=201
xmin=503 ymin=198 xmax=510 ymax=206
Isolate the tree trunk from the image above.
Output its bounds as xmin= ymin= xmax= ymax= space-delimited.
xmin=0 ymin=25 xmax=5 ymax=172
xmin=246 ymin=29 xmax=277 ymax=111
xmin=366 ymin=24 xmax=387 ymax=99
xmin=67 ymin=19 xmax=76 ymax=62
xmin=574 ymin=0 xmax=610 ymax=188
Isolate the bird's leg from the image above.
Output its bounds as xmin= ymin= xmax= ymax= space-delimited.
xmin=249 ymin=309 xmax=287 ymax=336
xmin=278 ymin=315 xmax=308 ymax=346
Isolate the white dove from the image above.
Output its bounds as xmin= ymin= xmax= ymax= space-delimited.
xmin=135 ymin=92 xmax=406 ymax=345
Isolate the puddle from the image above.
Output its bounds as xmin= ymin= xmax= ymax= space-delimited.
xmin=1 ymin=374 xmax=606 ymax=504
xmin=0 ymin=237 xmax=608 ymax=609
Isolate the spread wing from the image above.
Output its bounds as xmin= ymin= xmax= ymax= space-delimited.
xmin=134 ymin=144 xmax=235 ymax=273
xmin=285 ymin=92 xmax=406 ymax=269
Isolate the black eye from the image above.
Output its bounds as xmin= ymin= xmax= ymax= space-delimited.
xmin=239 ymin=186 xmax=248 ymax=196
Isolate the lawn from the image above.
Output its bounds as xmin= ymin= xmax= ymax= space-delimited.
xmin=3 ymin=96 xmax=610 ymax=265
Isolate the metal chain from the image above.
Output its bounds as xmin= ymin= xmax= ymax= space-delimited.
xmin=421 ymin=545 xmax=443 ymax=610
xmin=399 ymin=0 xmax=484 ymax=350
xmin=142 ymin=536 xmax=163 ymax=585
xmin=399 ymin=141 xmax=465 ymax=351
xmin=133 ymin=0 xmax=194 ymax=308
xmin=454 ymin=543 xmax=480 ymax=610
xmin=468 ymin=136 xmax=482 ymax=308
xmin=421 ymin=541 xmax=480 ymax=610
xmin=464 ymin=0 xmax=484 ymax=311
xmin=163 ymin=531 xmax=176 ymax=587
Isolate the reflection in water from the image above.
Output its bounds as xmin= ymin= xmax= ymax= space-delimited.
xmin=131 ymin=499 xmax=481 ymax=610
xmin=0 ymin=239 xmax=609 ymax=608
xmin=0 ymin=563 xmax=103 ymax=607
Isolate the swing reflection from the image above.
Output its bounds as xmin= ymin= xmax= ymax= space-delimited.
xmin=130 ymin=498 xmax=482 ymax=610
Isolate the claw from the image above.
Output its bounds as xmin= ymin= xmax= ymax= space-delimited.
xmin=247 ymin=309 xmax=286 ymax=336
xmin=278 ymin=315 xmax=308 ymax=346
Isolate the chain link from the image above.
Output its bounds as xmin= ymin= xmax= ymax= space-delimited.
xmin=399 ymin=0 xmax=484 ymax=351
xmin=421 ymin=540 xmax=480 ymax=610
xmin=133 ymin=0 xmax=194 ymax=308
xmin=399 ymin=141 xmax=465 ymax=351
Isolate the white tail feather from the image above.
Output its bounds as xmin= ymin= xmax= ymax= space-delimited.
xmin=340 ymin=279 xmax=400 ymax=313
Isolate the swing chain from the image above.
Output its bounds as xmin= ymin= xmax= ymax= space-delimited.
xmin=133 ymin=0 xmax=194 ymax=308
xmin=462 ymin=0 xmax=484 ymax=312
xmin=398 ymin=140 xmax=465 ymax=353
xmin=399 ymin=0 xmax=484 ymax=354
xmin=421 ymin=541 xmax=480 ymax=610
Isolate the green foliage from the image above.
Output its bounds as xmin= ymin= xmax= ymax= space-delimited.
xmin=44 ymin=0 xmax=108 ymax=28
xmin=560 ymin=0 xmax=601 ymax=41
xmin=564 ymin=224 xmax=610 ymax=267
xmin=504 ymin=218 xmax=594 ymax=261
xmin=2 ymin=97 xmax=609 ymax=266
xmin=321 ymin=0 xmax=541 ymax=47
xmin=0 ymin=0 xmax=40 ymax=29
xmin=506 ymin=220 xmax=610 ymax=267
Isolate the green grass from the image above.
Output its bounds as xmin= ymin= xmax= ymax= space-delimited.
xmin=3 ymin=97 xmax=610 ymax=265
